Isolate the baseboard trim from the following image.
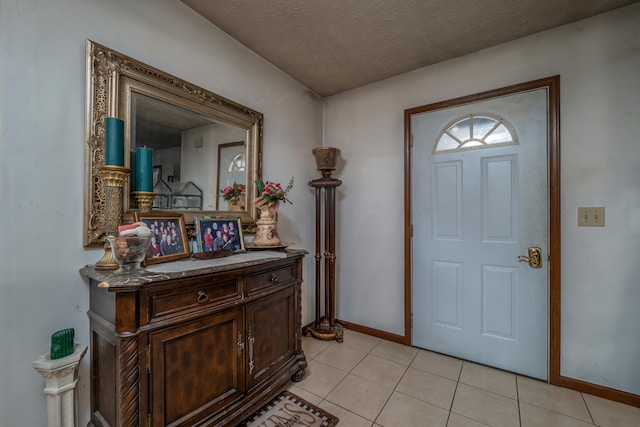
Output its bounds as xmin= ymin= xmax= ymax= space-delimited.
xmin=302 ymin=319 xmax=407 ymax=344
xmin=559 ymin=376 xmax=640 ymax=408
xmin=334 ymin=320 xmax=409 ymax=345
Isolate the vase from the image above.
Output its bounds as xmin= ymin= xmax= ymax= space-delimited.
xmin=226 ymin=194 xmax=245 ymax=211
xmin=252 ymin=200 xmax=282 ymax=246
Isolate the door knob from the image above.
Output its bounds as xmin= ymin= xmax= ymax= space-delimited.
xmin=518 ymin=247 xmax=542 ymax=268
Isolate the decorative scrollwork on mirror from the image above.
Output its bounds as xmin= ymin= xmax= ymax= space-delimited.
xmin=84 ymin=40 xmax=262 ymax=247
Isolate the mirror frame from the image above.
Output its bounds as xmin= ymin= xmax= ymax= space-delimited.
xmin=83 ymin=40 xmax=263 ymax=247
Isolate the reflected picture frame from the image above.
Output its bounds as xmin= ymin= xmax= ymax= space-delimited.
xmin=133 ymin=211 xmax=190 ymax=265
xmin=195 ymin=216 xmax=246 ymax=254
xmin=216 ymin=141 xmax=246 ymax=209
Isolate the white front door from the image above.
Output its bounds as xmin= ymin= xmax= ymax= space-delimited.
xmin=412 ymin=88 xmax=549 ymax=380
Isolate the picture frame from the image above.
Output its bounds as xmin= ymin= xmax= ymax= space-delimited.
xmin=195 ymin=216 xmax=246 ymax=253
xmin=133 ymin=211 xmax=190 ymax=265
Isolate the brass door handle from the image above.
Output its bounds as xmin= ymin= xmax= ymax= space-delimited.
xmin=248 ymin=326 xmax=255 ymax=375
xmin=518 ymin=247 xmax=542 ymax=268
xmin=237 ymin=333 xmax=244 ymax=357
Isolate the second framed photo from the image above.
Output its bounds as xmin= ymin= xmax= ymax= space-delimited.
xmin=133 ymin=211 xmax=190 ymax=265
xmin=195 ymin=216 xmax=245 ymax=253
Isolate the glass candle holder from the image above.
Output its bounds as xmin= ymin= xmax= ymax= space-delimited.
xmin=105 ymin=235 xmax=151 ymax=274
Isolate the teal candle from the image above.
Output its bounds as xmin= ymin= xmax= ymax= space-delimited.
xmin=129 ymin=151 xmax=137 ymax=192
xmin=135 ymin=147 xmax=153 ymax=192
xmin=50 ymin=328 xmax=74 ymax=360
xmin=104 ymin=117 xmax=124 ymax=166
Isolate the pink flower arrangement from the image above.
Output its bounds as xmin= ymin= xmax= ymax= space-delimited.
xmin=255 ymin=177 xmax=294 ymax=204
xmin=220 ymin=182 xmax=245 ymax=201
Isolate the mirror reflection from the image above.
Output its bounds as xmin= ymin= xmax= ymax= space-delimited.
xmin=84 ymin=40 xmax=263 ymax=247
xmin=131 ymin=93 xmax=247 ymax=211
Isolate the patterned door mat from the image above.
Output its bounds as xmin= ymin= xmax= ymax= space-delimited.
xmin=237 ymin=391 xmax=339 ymax=427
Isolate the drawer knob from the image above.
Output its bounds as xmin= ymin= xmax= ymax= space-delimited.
xmin=269 ymin=273 xmax=279 ymax=283
xmin=197 ymin=290 xmax=209 ymax=304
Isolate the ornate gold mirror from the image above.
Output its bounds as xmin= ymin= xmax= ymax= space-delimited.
xmin=84 ymin=40 xmax=262 ymax=247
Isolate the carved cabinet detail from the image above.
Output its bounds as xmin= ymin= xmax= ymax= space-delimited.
xmin=81 ymin=251 xmax=306 ymax=427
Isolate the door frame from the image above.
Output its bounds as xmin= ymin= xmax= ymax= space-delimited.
xmin=403 ymin=76 xmax=561 ymax=385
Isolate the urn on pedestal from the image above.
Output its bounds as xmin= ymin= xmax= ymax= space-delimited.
xmin=251 ymin=177 xmax=293 ymax=246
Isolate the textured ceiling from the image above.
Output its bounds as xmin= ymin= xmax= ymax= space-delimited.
xmin=182 ymin=0 xmax=637 ymax=97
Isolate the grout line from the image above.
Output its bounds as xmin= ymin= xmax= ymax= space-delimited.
xmin=516 ymin=375 xmax=522 ymax=427
xmin=448 ymin=361 xmax=463 ymax=414
xmin=511 ymin=381 xmax=598 ymax=425
xmin=320 ymin=397 xmax=376 ymax=426
xmin=580 ymin=392 xmax=596 ymax=425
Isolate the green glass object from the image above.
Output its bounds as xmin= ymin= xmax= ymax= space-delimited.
xmin=50 ymin=328 xmax=75 ymax=360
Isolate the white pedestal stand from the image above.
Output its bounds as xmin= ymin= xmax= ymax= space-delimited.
xmin=32 ymin=344 xmax=87 ymax=427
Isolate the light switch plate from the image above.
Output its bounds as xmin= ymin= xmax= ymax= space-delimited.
xmin=578 ymin=207 xmax=605 ymax=227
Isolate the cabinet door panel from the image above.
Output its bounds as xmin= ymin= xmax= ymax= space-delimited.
xmin=246 ymin=286 xmax=295 ymax=389
xmin=150 ymin=307 xmax=245 ymax=427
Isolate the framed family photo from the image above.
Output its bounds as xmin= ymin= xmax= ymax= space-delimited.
xmin=133 ymin=211 xmax=190 ymax=265
xmin=195 ymin=216 xmax=245 ymax=253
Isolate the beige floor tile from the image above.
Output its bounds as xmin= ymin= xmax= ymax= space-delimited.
xmin=326 ymin=374 xmax=394 ymax=421
xmin=411 ymin=349 xmax=463 ymax=381
xmin=296 ymin=359 xmax=348 ymax=398
xmin=352 ymin=354 xmax=408 ymax=388
xmin=447 ymin=413 xmax=492 ymax=426
xmin=343 ymin=329 xmax=383 ymax=353
xmin=520 ymin=401 xmax=595 ymax=427
xmin=396 ymin=367 xmax=457 ymax=410
xmin=314 ymin=341 xmax=368 ymax=372
xmin=282 ymin=383 xmax=323 ymax=405
xmin=583 ymin=393 xmax=640 ymax=427
xmin=517 ymin=376 xmax=591 ymax=422
xmin=318 ymin=400 xmax=374 ymax=427
xmin=370 ymin=340 xmax=418 ymax=366
xmin=302 ymin=336 xmax=334 ymax=360
xmin=451 ymin=383 xmax=520 ymax=427
xmin=376 ymin=391 xmax=449 ymax=427
xmin=303 ymin=332 xmax=634 ymax=427
xmin=459 ymin=361 xmax=517 ymax=399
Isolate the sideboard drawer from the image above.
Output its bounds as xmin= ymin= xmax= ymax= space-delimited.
xmin=149 ymin=277 xmax=241 ymax=321
xmin=247 ymin=263 xmax=295 ymax=295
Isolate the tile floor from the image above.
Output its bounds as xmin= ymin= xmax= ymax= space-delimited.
xmin=280 ymin=329 xmax=640 ymax=427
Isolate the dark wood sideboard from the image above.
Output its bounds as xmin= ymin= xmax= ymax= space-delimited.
xmin=80 ymin=250 xmax=307 ymax=427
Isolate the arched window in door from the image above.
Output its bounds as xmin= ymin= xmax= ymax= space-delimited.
xmin=228 ymin=153 xmax=246 ymax=172
xmin=434 ymin=113 xmax=518 ymax=154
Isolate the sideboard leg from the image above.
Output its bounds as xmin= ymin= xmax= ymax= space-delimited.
xmin=291 ymin=369 xmax=305 ymax=382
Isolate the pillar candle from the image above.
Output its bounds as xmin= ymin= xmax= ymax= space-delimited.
xmin=135 ymin=147 xmax=153 ymax=192
xmin=104 ymin=117 xmax=124 ymax=166
xmin=129 ymin=151 xmax=137 ymax=192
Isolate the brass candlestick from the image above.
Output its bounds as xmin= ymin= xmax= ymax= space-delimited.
xmin=131 ymin=191 xmax=156 ymax=213
xmin=95 ymin=165 xmax=130 ymax=270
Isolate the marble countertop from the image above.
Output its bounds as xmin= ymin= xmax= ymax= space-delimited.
xmin=80 ymin=249 xmax=306 ymax=288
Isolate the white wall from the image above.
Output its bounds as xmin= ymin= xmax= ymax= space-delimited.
xmin=325 ymin=4 xmax=640 ymax=395
xmin=0 ymin=0 xmax=321 ymax=425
